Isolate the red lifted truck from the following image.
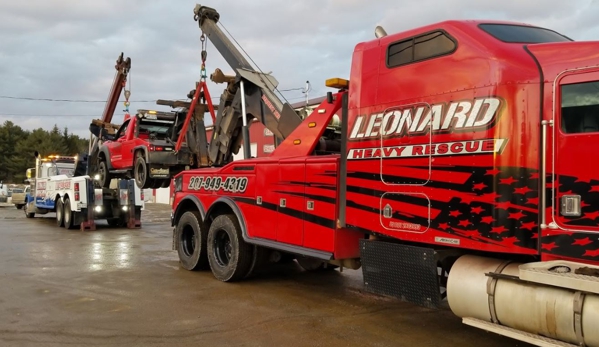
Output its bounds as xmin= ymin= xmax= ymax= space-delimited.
xmin=93 ymin=109 xmax=194 ymax=189
xmin=172 ymin=5 xmax=599 ymax=347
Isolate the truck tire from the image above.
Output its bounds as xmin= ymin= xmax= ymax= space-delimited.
xmin=207 ymin=214 xmax=253 ymax=282
xmin=175 ymin=211 xmax=209 ymax=271
xmin=56 ymin=199 xmax=64 ymax=227
xmin=98 ymin=160 xmax=112 ymax=188
xmin=134 ymin=155 xmax=149 ymax=189
xmin=15 ymin=204 xmax=24 ymax=210
xmin=63 ymin=197 xmax=76 ymax=230
xmin=24 ymin=204 xmax=34 ymax=218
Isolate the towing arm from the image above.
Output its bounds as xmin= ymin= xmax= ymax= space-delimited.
xmin=193 ymin=4 xmax=303 ymax=166
xmin=87 ymin=53 xmax=131 ymax=175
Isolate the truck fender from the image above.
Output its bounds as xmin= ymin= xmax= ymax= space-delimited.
xmin=204 ymin=197 xmax=248 ymax=239
xmin=98 ymin=146 xmax=114 ymax=170
xmin=133 ymin=146 xmax=149 ymax=163
xmin=171 ymin=195 xmax=206 ymax=227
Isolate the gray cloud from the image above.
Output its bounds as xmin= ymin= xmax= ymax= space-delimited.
xmin=0 ymin=0 xmax=598 ymax=138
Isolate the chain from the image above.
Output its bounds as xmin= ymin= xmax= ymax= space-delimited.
xmin=200 ymin=33 xmax=208 ymax=82
xmin=123 ymin=76 xmax=131 ymax=116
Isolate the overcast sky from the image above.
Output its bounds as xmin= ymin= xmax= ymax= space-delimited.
xmin=0 ymin=0 xmax=598 ymax=138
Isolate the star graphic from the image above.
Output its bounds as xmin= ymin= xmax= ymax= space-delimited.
xmin=585 ymin=211 xmax=599 ymax=220
xmin=514 ymin=186 xmax=532 ymax=195
xmin=481 ymin=216 xmax=495 ymax=224
xmin=521 ymin=221 xmax=536 ymax=230
xmin=581 ymin=201 xmax=590 ymax=208
xmin=583 ymin=248 xmax=599 ymax=257
xmin=509 ymin=211 xmax=525 ymax=220
xmin=529 ymin=173 xmax=539 ymax=179
xmin=449 ymin=210 xmax=461 ymax=217
xmin=590 ymin=185 xmax=599 ymax=192
xmin=473 ymin=182 xmax=487 ymax=190
xmin=438 ymin=223 xmax=449 ymax=230
xmin=500 ymin=177 xmax=517 ymax=185
xmin=573 ymin=237 xmax=593 ymax=246
xmin=491 ymin=226 xmax=507 ymax=234
xmin=458 ymin=219 xmax=471 ymax=228
xmin=486 ymin=168 xmax=501 ymax=175
xmin=542 ymin=242 xmax=558 ymax=251
xmin=530 ymin=232 xmax=539 ymax=239
xmin=471 ymin=206 xmax=484 ymax=214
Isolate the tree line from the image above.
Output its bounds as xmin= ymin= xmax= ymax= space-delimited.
xmin=0 ymin=121 xmax=89 ymax=184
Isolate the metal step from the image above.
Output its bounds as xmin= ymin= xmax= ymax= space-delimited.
xmin=463 ymin=318 xmax=577 ymax=347
xmin=519 ymin=261 xmax=599 ymax=294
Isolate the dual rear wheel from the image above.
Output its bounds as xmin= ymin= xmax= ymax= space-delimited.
xmin=55 ymin=197 xmax=77 ymax=229
xmin=175 ymin=212 xmax=255 ymax=281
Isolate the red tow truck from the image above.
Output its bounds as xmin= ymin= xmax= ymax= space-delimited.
xmin=171 ymin=5 xmax=599 ymax=347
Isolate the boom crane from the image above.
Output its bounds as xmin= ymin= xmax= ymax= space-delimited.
xmin=87 ymin=53 xmax=131 ymax=176
xmin=192 ymin=4 xmax=303 ymax=166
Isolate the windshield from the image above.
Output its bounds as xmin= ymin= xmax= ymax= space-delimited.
xmin=12 ymin=189 xmax=23 ymax=193
xmin=479 ymin=24 xmax=572 ymax=43
xmin=138 ymin=120 xmax=172 ymax=138
xmin=561 ymin=81 xmax=599 ymax=134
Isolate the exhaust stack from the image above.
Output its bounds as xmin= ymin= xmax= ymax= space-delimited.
xmin=375 ymin=26 xmax=387 ymax=38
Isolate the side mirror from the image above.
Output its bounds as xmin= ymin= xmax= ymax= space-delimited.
xmin=34 ymin=151 xmax=40 ymax=158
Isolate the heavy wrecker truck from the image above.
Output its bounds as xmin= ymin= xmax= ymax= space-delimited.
xmin=23 ymin=152 xmax=143 ymax=230
xmin=171 ymin=5 xmax=599 ymax=347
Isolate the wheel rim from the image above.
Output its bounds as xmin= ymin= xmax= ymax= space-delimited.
xmin=64 ymin=202 xmax=70 ymax=224
xmin=214 ymin=229 xmax=232 ymax=267
xmin=181 ymin=224 xmax=196 ymax=257
xmin=136 ymin=161 xmax=146 ymax=186
xmin=57 ymin=203 xmax=62 ymax=221
xmin=99 ymin=164 xmax=106 ymax=184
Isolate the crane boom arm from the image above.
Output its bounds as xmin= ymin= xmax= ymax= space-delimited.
xmin=193 ymin=4 xmax=303 ymax=166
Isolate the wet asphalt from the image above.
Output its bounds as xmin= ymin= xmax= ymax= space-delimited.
xmin=0 ymin=202 xmax=530 ymax=347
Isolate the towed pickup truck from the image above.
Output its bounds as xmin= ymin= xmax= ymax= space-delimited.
xmin=90 ymin=109 xmax=197 ymax=190
xmin=11 ymin=186 xmax=28 ymax=209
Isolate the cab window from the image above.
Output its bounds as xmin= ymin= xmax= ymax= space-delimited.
xmin=561 ymin=81 xmax=599 ymax=134
xmin=387 ymin=30 xmax=456 ymax=68
xmin=116 ymin=120 xmax=130 ymax=139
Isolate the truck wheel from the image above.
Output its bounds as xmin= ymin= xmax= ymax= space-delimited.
xmin=56 ymin=199 xmax=64 ymax=227
xmin=63 ymin=198 xmax=76 ymax=230
xmin=175 ymin=211 xmax=209 ymax=271
xmin=15 ymin=204 xmax=24 ymax=210
xmin=24 ymin=204 xmax=35 ymax=218
xmin=98 ymin=160 xmax=112 ymax=188
xmin=134 ymin=155 xmax=149 ymax=189
xmin=207 ymin=214 xmax=253 ymax=282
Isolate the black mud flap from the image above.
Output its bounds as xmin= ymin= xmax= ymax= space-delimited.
xmin=360 ymin=239 xmax=441 ymax=309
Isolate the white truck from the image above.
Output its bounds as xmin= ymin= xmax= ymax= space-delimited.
xmin=24 ymin=152 xmax=144 ymax=230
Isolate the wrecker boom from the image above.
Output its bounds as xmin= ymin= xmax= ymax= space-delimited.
xmin=87 ymin=53 xmax=131 ymax=175
xmin=192 ymin=4 xmax=303 ymax=166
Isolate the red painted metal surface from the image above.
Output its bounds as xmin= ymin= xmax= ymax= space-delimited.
xmin=173 ymin=20 xmax=599 ymax=264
